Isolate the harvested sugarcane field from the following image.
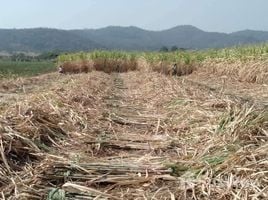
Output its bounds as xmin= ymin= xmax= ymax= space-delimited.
xmin=0 ymin=45 xmax=268 ymax=199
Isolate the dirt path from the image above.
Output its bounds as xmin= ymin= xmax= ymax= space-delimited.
xmin=53 ymin=73 xmax=177 ymax=199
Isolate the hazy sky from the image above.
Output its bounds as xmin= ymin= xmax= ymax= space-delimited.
xmin=1 ymin=0 xmax=268 ymax=33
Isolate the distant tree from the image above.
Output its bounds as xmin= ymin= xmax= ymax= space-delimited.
xmin=171 ymin=46 xmax=178 ymax=52
xmin=37 ymin=51 xmax=60 ymax=61
xmin=179 ymin=48 xmax=187 ymax=51
xmin=160 ymin=46 xmax=169 ymax=52
xmin=11 ymin=53 xmax=33 ymax=62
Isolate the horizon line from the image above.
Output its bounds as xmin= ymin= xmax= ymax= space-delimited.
xmin=0 ymin=25 xmax=267 ymax=34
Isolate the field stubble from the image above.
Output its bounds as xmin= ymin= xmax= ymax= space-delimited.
xmin=0 ymin=60 xmax=267 ymax=199
xmin=1 ymin=45 xmax=268 ymax=199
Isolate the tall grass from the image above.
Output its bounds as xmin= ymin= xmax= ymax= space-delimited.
xmin=57 ymin=50 xmax=199 ymax=75
xmin=199 ymin=44 xmax=268 ymax=83
xmin=58 ymin=51 xmax=138 ymax=73
xmin=57 ymin=43 xmax=268 ymax=83
xmin=58 ymin=44 xmax=268 ymax=66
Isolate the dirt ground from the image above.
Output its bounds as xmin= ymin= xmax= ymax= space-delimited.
xmin=0 ymin=70 xmax=267 ymax=199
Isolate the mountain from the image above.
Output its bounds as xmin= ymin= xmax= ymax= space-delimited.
xmin=0 ymin=25 xmax=268 ymax=53
xmin=71 ymin=26 xmax=161 ymax=51
xmin=0 ymin=28 xmax=103 ymax=52
xmin=154 ymin=25 xmax=258 ymax=49
xmin=230 ymin=30 xmax=268 ymax=41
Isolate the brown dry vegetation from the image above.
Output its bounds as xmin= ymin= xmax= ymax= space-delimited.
xmin=59 ymin=58 xmax=137 ymax=74
xmin=58 ymin=51 xmax=268 ymax=85
xmin=200 ymin=59 xmax=268 ymax=84
xmin=150 ymin=61 xmax=195 ymax=76
xmin=93 ymin=58 xmax=137 ymax=73
xmin=58 ymin=58 xmax=195 ymax=77
xmin=0 ymin=56 xmax=267 ymax=199
xmin=58 ymin=61 xmax=94 ymax=74
xmin=58 ymin=58 xmax=197 ymax=76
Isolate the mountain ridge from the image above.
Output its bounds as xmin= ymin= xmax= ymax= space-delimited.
xmin=0 ymin=25 xmax=268 ymax=52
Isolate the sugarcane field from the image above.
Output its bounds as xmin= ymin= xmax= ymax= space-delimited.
xmin=0 ymin=47 xmax=267 ymax=199
xmin=1 ymin=1 xmax=268 ymax=199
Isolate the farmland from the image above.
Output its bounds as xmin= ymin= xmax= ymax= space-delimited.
xmin=0 ymin=60 xmax=56 ymax=77
xmin=0 ymin=45 xmax=267 ymax=199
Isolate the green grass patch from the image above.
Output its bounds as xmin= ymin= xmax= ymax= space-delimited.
xmin=167 ymin=98 xmax=191 ymax=108
xmin=0 ymin=60 xmax=56 ymax=77
xmin=202 ymin=154 xmax=228 ymax=167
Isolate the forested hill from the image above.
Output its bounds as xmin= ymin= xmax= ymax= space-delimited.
xmin=1 ymin=25 xmax=268 ymax=52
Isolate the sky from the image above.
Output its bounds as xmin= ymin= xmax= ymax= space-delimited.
xmin=0 ymin=0 xmax=268 ymax=33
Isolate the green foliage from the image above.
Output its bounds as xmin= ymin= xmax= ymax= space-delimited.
xmin=203 ymin=43 xmax=268 ymax=61
xmin=47 ymin=188 xmax=65 ymax=200
xmin=159 ymin=46 xmax=169 ymax=52
xmin=11 ymin=53 xmax=35 ymax=62
xmin=167 ymin=163 xmax=189 ymax=176
xmin=202 ymin=154 xmax=227 ymax=167
xmin=170 ymin=46 xmax=179 ymax=52
xmin=37 ymin=51 xmax=60 ymax=61
xmin=57 ymin=43 xmax=268 ymax=68
xmin=58 ymin=50 xmax=138 ymax=64
xmin=0 ymin=60 xmax=56 ymax=77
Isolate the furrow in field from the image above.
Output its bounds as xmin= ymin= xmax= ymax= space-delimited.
xmin=1 ymin=70 xmax=267 ymax=199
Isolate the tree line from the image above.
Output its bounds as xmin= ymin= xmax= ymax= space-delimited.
xmin=159 ymin=46 xmax=187 ymax=52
